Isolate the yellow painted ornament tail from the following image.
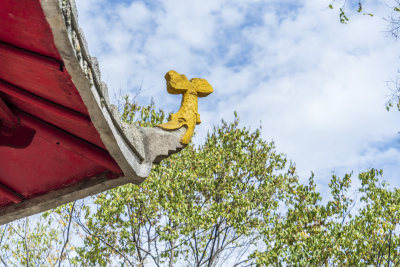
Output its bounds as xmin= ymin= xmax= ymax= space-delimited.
xmin=157 ymin=70 xmax=213 ymax=144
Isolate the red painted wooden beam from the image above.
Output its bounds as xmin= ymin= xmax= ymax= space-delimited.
xmin=0 ymin=41 xmax=87 ymax=114
xmin=0 ymin=184 xmax=22 ymax=204
xmin=0 ymin=80 xmax=106 ymax=149
xmin=0 ymin=96 xmax=36 ymax=148
xmin=0 ymin=80 xmax=90 ymax=127
xmin=0 ymin=97 xmax=18 ymax=128
xmin=16 ymin=110 xmax=122 ymax=174
xmin=0 ymin=41 xmax=63 ymax=71
xmin=0 ymin=0 xmax=61 ymax=59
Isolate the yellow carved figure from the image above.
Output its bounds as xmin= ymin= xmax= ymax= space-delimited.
xmin=157 ymin=70 xmax=213 ymax=144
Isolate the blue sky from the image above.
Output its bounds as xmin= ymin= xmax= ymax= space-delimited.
xmin=75 ymin=0 xmax=400 ymax=192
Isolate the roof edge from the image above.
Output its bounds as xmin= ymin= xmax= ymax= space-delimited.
xmin=41 ymin=0 xmax=185 ymax=183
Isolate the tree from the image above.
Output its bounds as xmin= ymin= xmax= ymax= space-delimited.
xmin=254 ymin=169 xmax=400 ymax=266
xmin=329 ymin=1 xmax=400 ymax=114
xmin=70 ymin=98 xmax=298 ymax=266
xmin=328 ymin=0 xmax=374 ymax=24
xmin=0 ymin=206 xmax=75 ymax=266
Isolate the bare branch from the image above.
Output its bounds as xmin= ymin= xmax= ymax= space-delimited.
xmin=23 ymin=218 xmax=30 ymax=267
xmin=74 ymin=216 xmax=135 ymax=266
xmin=57 ymin=201 xmax=76 ymax=267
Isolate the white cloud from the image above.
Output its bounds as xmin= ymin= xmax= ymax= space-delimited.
xmin=75 ymin=0 xmax=400 ymax=191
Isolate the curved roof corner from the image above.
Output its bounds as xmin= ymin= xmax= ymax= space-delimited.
xmin=0 ymin=0 xmax=188 ymax=224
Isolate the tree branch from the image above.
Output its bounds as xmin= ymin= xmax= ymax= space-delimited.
xmin=57 ymin=201 xmax=76 ymax=267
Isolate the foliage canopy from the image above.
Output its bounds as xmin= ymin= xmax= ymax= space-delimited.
xmin=0 ymin=98 xmax=398 ymax=266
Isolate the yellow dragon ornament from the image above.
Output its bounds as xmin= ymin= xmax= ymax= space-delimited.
xmin=157 ymin=70 xmax=214 ymax=144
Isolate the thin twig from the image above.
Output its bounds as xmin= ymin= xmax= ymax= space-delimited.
xmin=57 ymin=201 xmax=76 ymax=267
